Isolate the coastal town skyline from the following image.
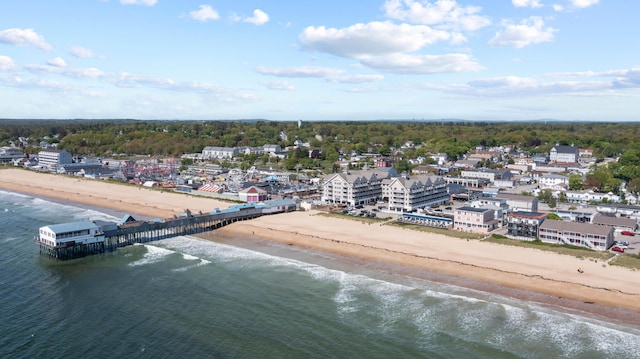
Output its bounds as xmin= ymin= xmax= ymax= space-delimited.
xmin=1 ymin=1 xmax=638 ymax=122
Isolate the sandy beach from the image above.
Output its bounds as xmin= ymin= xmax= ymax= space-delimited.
xmin=2 ymin=168 xmax=640 ymax=323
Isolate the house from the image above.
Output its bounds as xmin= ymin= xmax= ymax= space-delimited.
xmin=453 ymin=158 xmax=481 ymax=169
xmin=532 ymin=153 xmax=549 ymax=165
xmin=202 ymin=146 xmax=238 ymax=159
xmin=239 ymin=186 xmax=269 ymax=202
xmin=494 ymin=193 xmax=539 ymax=212
xmin=308 ymin=148 xmax=322 ymax=159
xmin=538 ymin=220 xmax=614 ymax=251
xmin=538 ymin=173 xmax=569 ymax=188
xmin=430 ymin=153 xmax=448 ymax=165
xmin=591 ymin=213 xmax=637 ymax=232
xmin=453 ymin=206 xmax=498 ymax=233
xmin=550 ymin=144 xmax=579 ymax=164
xmin=595 ymin=203 xmax=640 ymax=219
xmin=565 ymin=190 xmax=621 ymax=204
xmin=506 ymin=211 xmax=548 ymax=240
xmin=460 ymin=169 xmax=513 ymax=183
xmin=0 ymin=146 xmax=25 ymax=163
xmin=375 ymin=157 xmax=392 ymax=168
xmin=263 ymin=144 xmax=282 ymax=155
xmin=381 ymin=174 xmax=449 ymax=212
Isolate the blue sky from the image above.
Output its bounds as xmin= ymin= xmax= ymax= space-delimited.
xmin=0 ymin=0 xmax=637 ymax=121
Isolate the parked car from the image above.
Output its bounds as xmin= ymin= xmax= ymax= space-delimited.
xmin=611 ymin=246 xmax=625 ymax=253
xmin=621 ymin=230 xmax=635 ymax=236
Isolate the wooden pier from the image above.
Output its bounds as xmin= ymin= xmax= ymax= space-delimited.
xmin=37 ymin=201 xmax=295 ymax=260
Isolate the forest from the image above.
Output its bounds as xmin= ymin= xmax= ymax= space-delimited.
xmin=2 ymin=119 xmax=638 ymax=158
xmin=3 ymin=119 xmax=640 ymax=194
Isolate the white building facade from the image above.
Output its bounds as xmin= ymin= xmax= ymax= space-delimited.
xmin=538 ymin=220 xmax=613 ymax=251
xmin=37 ymin=149 xmax=72 ymax=171
xmin=321 ymin=170 xmax=393 ymax=206
xmin=38 ymin=221 xmax=104 ymax=248
xmin=382 ymin=175 xmax=449 ymax=212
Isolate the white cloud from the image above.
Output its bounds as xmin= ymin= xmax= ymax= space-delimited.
xmin=431 ymin=67 xmax=640 ymax=98
xmin=189 ymin=5 xmax=220 ymax=22
xmin=299 ymin=21 xmax=451 ymax=58
xmin=263 ymin=80 xmax=294 ymax=90
xmin=257 ymin=65 xmax=386 ymax=83
xmin=69 ymin=46 xmax=97 ymax=58
xmin=358 ymin=53 xmax=483 ymax=74
xmin=231 ymin=9 xmax=270 ymax=26
xmin=382 ymin=0 xmax=491 ymax=31
xmin=25 ymin=64 xmax=105 ymax=79
xmin=488 ymin=17 xmax=556 ymax=48
xmin=47 ymin=57 xmax=67 ymax=67
xmin=0 ymin=56 xmax=17 ymax=71
xmin=435 ymin=75 xmax=610 ymax=97
xmin=569 ymin=0 xmax=599 ymax=8
xmin=512 ymin=0 xmax=543 ymax=8
xmin=120 ymin=0 xmax=157 ymax=6
xmin=0 ymin=28 xmax=52 ymax=51
xmin=332 ymin=74 xmax=385 ymax=84
xmin=552 ymin=4 xmax=564 ymax=11
xmin=243 ymin=9 xmax=270 ymax=26
xmin=256 ymin=65 xmax=345 ymax=78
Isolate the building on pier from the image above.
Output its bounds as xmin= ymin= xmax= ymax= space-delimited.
xmin=36 ymin=200 xmax=298 ymax=260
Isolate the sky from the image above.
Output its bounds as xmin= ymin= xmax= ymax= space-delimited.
xmin=0 ymin=0 xmax=638 ymax=122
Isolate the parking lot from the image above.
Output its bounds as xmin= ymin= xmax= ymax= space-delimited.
xmin=612 ymin=230 xmax=639 ymax=255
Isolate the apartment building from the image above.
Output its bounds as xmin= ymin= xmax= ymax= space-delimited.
xmin=538 ymin=220 xmax=614 ymax=251
xmin=381 ymin=174 xmax=449 ymax=212
xmin=454 ymin=206 xmax=499 ymax=233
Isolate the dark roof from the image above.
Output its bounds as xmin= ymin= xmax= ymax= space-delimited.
xmin=540 ymin=220 xmax=612 ymax=236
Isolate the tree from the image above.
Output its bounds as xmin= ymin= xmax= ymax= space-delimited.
xmin=627 ymin=178 xmax=640 ymax=194
xmin=538 ymin=189 xmax=556 ymax=208
xmin=568 ymin=173 xmax=583 ymax=190
xmin=547 ymin=213 xmax=562 ymax=220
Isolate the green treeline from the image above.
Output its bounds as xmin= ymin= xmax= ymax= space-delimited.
xmin=3 ymin=119 xmax=640 ymax=193
xmin=2 ymin=119 xmax=637 ymax=160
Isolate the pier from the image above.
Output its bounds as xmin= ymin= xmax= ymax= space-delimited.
xmin=36 ymin=200 xmax=296 ymax=260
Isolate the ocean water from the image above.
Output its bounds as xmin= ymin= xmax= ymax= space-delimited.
xmin=2 ymin=190 xmax=640 ymax=359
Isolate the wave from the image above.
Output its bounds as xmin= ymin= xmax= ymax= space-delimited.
xmin=0 ymin=191 xmax=118 ymax=223
xmin=128 ymin=244 xmax=176 ymax=267
xmin=123 ymin=234 xmax=640 ymax=357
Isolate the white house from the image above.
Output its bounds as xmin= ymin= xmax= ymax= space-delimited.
xmin=202 ymin=146 xmax=238 ymax=159
xmin=538 ymin=173 xmax=569 ymax=188
xmin=550 ymin=144 xmax=579 ymax=163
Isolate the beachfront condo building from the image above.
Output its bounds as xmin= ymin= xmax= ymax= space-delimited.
xmin=454 ymin=206 xmax=499 ymax=233
xmin=538 ymin=220 xmax=614 ymax=251
xmin=381 ymin=175 xmax=449 ymax=212
xmin=37 ymin=149 xmax=72 ymax=172
xmin=506 ymin=211 xmax=548 ymax=240
xmin=321 ymin=169 xmax=395 ymax=206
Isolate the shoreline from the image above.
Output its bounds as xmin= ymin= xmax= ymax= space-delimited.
xmin=2 ymin=168 xmax=640 ymax=326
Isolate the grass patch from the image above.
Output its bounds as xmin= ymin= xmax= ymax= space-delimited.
xmin=608 ymin=253 xmax=640 ymax=270
xmin=485 ymin=234 xmax=614 ymax=260
xmin=387 ymin=221 xmax=485 ymax=240
xmin=315 ymin=212 xmax=388 ymax=224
